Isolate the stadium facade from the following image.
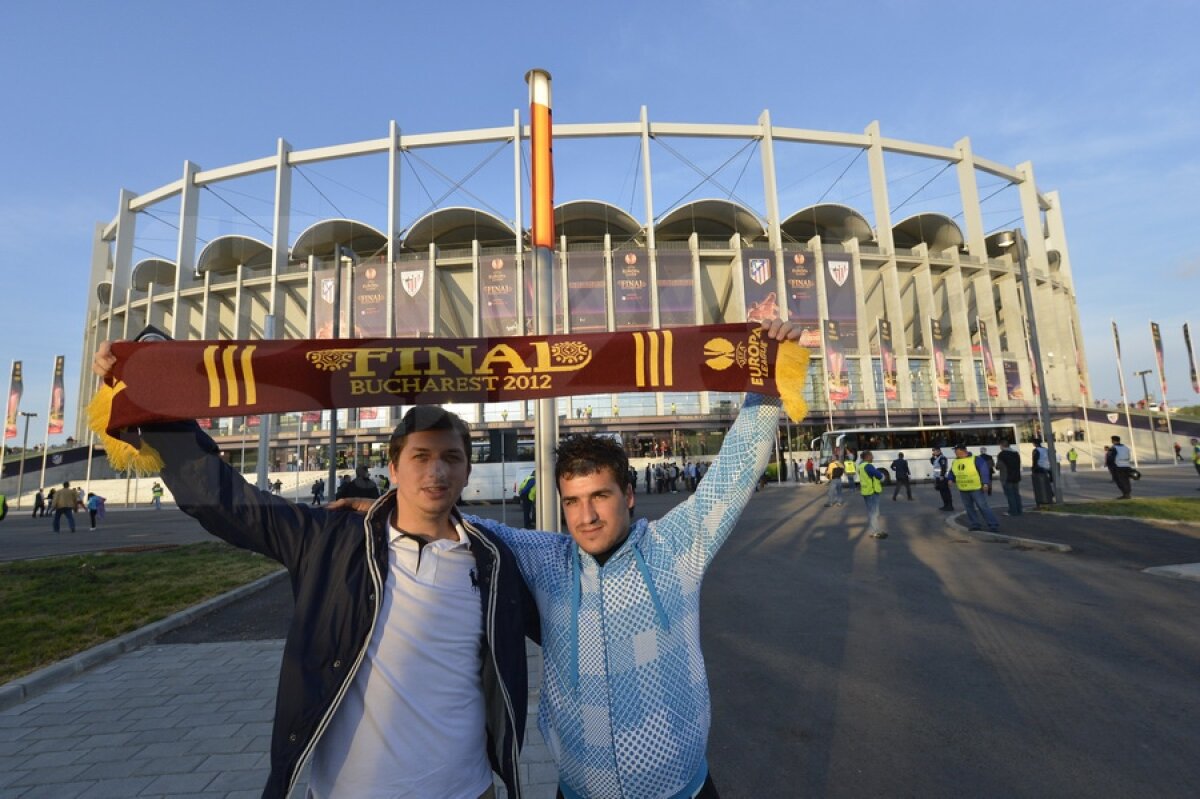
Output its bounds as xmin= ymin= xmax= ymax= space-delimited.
xmin=80 ymin=110 xmax=1088 ymax=472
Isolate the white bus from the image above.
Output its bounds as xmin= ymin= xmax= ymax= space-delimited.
xmin=816 ymin=422 xmax=1021 ymax=484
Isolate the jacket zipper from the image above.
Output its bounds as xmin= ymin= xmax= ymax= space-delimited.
xmin=464 ymin=520 xmax=523 ymax=799
xmin=284 ymin=495 xmax=389 ymax=797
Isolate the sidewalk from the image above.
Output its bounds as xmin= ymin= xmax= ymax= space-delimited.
xmin=0 ymin=639 xmax=556 ymax=798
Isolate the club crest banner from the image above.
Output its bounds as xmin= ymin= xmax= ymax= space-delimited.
xmin=394 ymin=259 xmax=433 ymax=338
xmin=742 ymin=249 xmax=780 ymax=323
xmin=96 ymin=325 xmax=812 ymax=435
xmin=823 ymin=253 xmax=857 ymax=349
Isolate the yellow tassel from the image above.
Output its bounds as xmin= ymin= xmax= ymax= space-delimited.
xmin=775 ymin=341 xmax=811 ymax=423
xmin=86 ymin=383 xmax=165 ymax=476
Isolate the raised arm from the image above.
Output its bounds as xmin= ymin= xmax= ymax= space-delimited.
xmin=651 ymin=319 xmax=801 ymax=575
xmin=93 ymin=341 xmax=325 ymax=569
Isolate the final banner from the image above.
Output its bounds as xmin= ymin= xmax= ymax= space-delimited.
xmin=5 ymin=361 xmax=21 ymax=440
xmin=481 ymin=255 xmax=520 ymax=338
xmin=878 ymin=318 xmax=897 ymax=400
xmin=612 ymin=249 xmax=651 ymax=330
xmin=48 ymin=356 xmax=65 ymax=434
xmin=783 ymin=249 xmax=821 ymax=347
xmin=352 ymin=259 xmax=389 ymax=338
xmin=1003 ymin=360 xmax=1023 ymax=400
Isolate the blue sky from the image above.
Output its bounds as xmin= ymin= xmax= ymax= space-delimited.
xmin=2 ymin=0 xmax=1198 ymax=443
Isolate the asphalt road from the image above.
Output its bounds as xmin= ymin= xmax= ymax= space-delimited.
xmin=6 ymin=466 xmax=1200 ymax=797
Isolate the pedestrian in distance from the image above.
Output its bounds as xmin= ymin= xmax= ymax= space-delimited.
xmin=890 ymin=452 xmax=913 ymax=500
xmin=32 ymin=488 xmax=45 ymax=518
xmin=825 ymin=456 xmax=845 ymax=507
xmin=859 ymin=450 xmax=887 ymax=539
xmin=51 ymin=480 xmax=79 ymax=533
xmin=518 ymin=470 xmax=536 ymax=528
xmin=335 ymin=464 xmax=380 ymax=501
xmin=1106 ymin=435 xmax=1134 ymax=500
xmin=805 ymin=456 xmax=817 ymax=484
xmin=1174 ymin=441 xmax=1183 ymax=463
xmin=151 ymin=481 xmax=164 ymax=509
xmin=1192 ymin=438 xmax=1200 ymax=488
xmin=93 ymin=341 xmax=537 ymax=799
xmin=949 ymin=443 xmax=1000 ymax=532
xmin=1031 ymin=438 xmax=1055 ymax=508
xmin=996 ymin=439 xmax=1024 ymax=516
xmin=931 ymin=445 xmax=954 ymax=511
xmin=843 ymin=450 xmax=858 ymax=490
xmin=1067 ymin=447 xmax=1079 ymax=472
xmin=978 ymin=447 xmax=996 ymax=495
xmin=85 ymin=492 xmax=106 ymax=530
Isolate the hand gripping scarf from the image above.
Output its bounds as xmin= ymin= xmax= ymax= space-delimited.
xmin=89 ymin=323 xmax=810 ymax=474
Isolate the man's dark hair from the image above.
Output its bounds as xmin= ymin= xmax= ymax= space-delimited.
xmin=555 ymin=434 xmax=630 ymax=488
xmin=388 ymin=406 xmax=472 ymax=465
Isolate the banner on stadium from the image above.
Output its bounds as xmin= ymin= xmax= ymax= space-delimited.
xmin=823 ymin=253 xmax=857 ymax=350
xmin=48 ymin=355 xmax=65 ymax=434
xmin=977 ymin=318 xmax=999 ymax=398
xmin=394 ymin=258 xmax=433 ymax=338
xmin=612 ymin=249 xmax=651 ymax=331
xmin=312 ymin=267 xmax=352 ymax=339
xmin=1150 ymin=321 xmax=1168 ymax=402
xmin=878 ymin=318 xmax=897 ymax=400
xmin=656 ymin=250 xmax=696 ymax=328
xmin=5 ymin=361 xmax=22 ymax=440
xmin=782 ymin=249 xmax=821 ymax=347
xmin=930 ymin=318 xmax=950 ymax=400
xmin=1003 ymin=360 xmax=1023 ymax=400
xmin=824 ymin=320 xmax=851 ymax=405
xmin=1026 ymin=332 xmax=1040 ymax=398
xmin=742 ymin=249 xmax=780 ymax=323
xmin=352 ymin=259 xmax=389 ymax=337
xmin=1185 ymin=322 xmax=1199 ymax=394
xmin=92 ymin=324 xmax=812 ymax=436
xmin=566 ymin=251 xmax=608 ymax=333
xmin=480 ymin=254 xmax=520 ymax=338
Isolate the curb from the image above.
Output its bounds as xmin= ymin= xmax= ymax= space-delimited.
xmin=1142 ymin=563 xmax=1200 ymax=582
xmin=943 ymin=512 xmax=1073 ymax=553
xmin=0 ymin=568 xmax=288 ymax=712
xmin=1032 ymin=509 xmax=1200 ymax=526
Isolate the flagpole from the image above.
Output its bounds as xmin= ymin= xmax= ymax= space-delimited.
xmin=1112 ymin=320 xmax=1138 ymax=467
xmin=1150 ymin=321 xmax=1175 ymax=449
xmin=527 ymin=68 xmax=559 ymax=531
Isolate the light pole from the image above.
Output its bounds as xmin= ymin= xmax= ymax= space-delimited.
xmin=999 ymin=228 xmax=1060 ymax=504
xmin=1134 ymin=369 xmax=1160 ymax=463
xmin=15 ymin=411 xmax=36 ymax=508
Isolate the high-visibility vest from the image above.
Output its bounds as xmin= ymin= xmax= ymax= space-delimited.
xmin=952 ymin=456 xmax=983 ymax=491
xmin=859 ymin=467 xmax=882 ymax=496
xmin=844 ymin=459 xmax=857 ymax=476
xmin=1067 ymin=450 xmax=1078 ymax=462
xmin=1193 ymin=445 xmax=1199 ymax=465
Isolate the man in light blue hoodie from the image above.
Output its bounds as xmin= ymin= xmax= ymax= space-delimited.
xmin=488 ymin=319 xmax=803 ymax=799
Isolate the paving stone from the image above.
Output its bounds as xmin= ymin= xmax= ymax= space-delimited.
xmin=202 ymin=769 xmax=267 ymax=793
xmin=197 ymin=752 xmax=262 ymax=772
xmin=16 ymin=748 xmax=85 ymax=769
xmin=181 ymin=723 xmax=244 ymax=741
xmin=138 ymin=772 xmax=216 ymax=795
xmin=75 ymin=776 xmax=156 ymax=798
xmin=13 ymin=781 xmax=90 ymax=799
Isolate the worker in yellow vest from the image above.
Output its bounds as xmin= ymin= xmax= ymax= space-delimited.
xmin=1192 ymin=437 xmax=1200 ymax=483
xmin=843 ymin=451 xmax=858 ymax=489
xmin=858 ymin=451 xmax=887 ymax=539
xmin=948 ymin=443 xmax=1000 ymax=533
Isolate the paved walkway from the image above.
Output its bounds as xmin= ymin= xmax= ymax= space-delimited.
xmin=0 ymin=641 xmax=556 ymax=798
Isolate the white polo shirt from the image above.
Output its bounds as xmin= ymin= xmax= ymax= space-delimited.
xmin=309 ymin=521 xmax=491 ymax=798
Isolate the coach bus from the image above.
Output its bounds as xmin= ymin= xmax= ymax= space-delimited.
xmin=816 ymin=422 xmax=1021 ymax=483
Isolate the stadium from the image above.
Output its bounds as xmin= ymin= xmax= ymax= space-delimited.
xmin=76 ymin=109 xmax=1088 ymax=497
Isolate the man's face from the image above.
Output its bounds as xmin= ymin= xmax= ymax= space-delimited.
xmin=388 ymin=429 xmax=470 ymax=520
xmin=559 ymin=467 xmax=635 ymax=558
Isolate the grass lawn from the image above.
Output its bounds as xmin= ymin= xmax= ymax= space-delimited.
xmin=1043 ymin=496 xmax=1200 ymax=522
xmin=0 ymin=542 xmax=281 ymax=684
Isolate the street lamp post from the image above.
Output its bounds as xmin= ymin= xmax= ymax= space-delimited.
xmin=1001 ymin=228 xmax=1060 ymax=504
xmin=15 ymin=411 xmax=37 ymax=508
xmin=1134 ymin=369 xmax=1160 ymax=463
